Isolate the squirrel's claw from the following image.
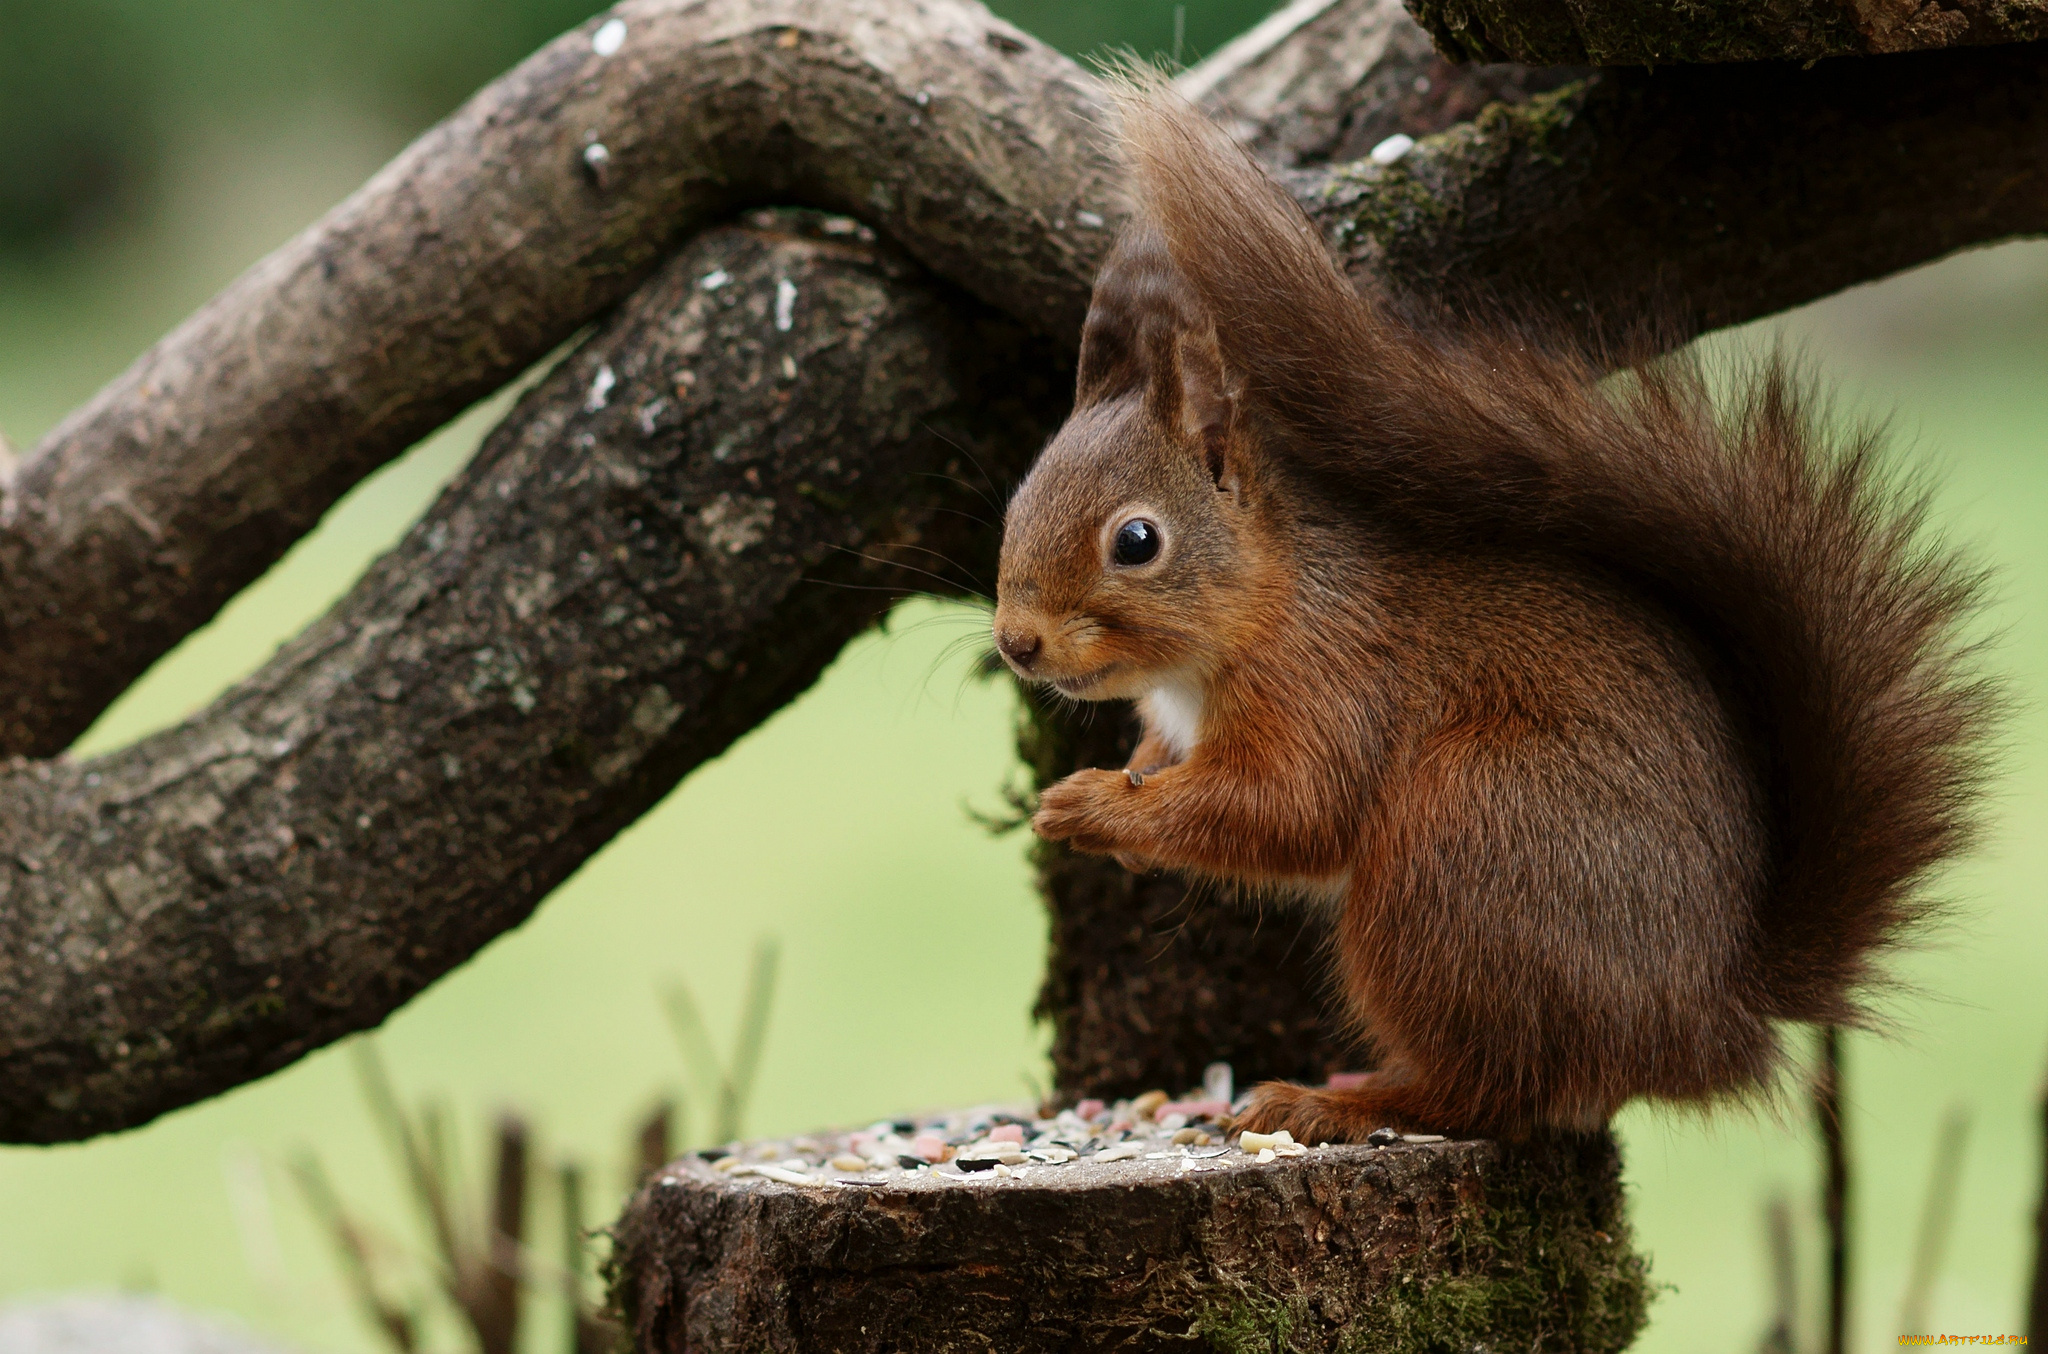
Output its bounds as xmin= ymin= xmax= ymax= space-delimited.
xmin=1031 ymin=767 xmax=1135 ymax=854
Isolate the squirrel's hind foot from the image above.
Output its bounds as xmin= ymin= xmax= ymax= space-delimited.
xmin=1232 ymin=1075 xmax=1479 ymax=1144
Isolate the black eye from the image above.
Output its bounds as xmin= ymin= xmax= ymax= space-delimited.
xmin=1112 ymin=518 xmax=1160 ymax=566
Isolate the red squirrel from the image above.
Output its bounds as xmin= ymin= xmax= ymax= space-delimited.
xmin=992 ymin=79 xmax=1994 ymax=1143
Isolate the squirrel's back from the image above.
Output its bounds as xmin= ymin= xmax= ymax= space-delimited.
xmin=1111 ymin=75 xmax=1996 ymax=1032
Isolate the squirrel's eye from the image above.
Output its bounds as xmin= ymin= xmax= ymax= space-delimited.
xmin=1112 ymin=518 xmax=1161 ymax=567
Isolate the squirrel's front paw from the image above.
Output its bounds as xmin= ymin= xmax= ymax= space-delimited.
xmin=1032 ymin=768 xmax=1134 ymax=855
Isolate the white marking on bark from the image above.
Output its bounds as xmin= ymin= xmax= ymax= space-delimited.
xmin=592 ymin=18 xmax=627 ymax=56
xmin=1369 ymin=133 xmax=1415 ymax=165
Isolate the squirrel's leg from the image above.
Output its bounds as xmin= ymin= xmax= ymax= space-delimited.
xmin=1239 ymin=705 xmax=1713 ymax=1144
xmin=1108 ymin=730 xmax=1188 ymax=871
xmin=1226 ymin=723 xmax=1543 ymax=1144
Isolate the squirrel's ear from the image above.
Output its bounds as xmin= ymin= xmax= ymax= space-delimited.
xmin=1075 ymin=229 xmax=1159 ymax=409
xmin=1076 ymin=223 xmax=1237 ymax=483
xmin=1165 ymin=320 xmax=1236 ymax=492
xmin=1077 ymin=224 xmax=1202 ymax=407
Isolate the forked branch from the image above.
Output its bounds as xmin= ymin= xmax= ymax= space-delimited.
xmin=3 ymin=0 xmax=2047 ymax=1142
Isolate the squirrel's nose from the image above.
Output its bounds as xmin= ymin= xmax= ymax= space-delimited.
xmin=995 ymin=627 xmax=1042 ymax=671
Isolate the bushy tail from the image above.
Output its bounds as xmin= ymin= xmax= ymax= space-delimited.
xmin=1110 ymin=73 xmax=1997 ymax=1022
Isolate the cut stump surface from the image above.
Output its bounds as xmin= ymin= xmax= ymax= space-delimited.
xmin=609 ymin=1112 xmax=1649 ymax=1352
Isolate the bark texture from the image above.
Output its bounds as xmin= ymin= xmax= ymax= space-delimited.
xmin=1408 ymin=0 xmax=2048 ymax=64
xmin=0 ymin=219 xmax=1065 ymax=1143
xmin=612 ymin=1133 xmax=1646 ymax=1353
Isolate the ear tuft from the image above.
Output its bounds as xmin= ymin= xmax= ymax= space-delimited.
xmin=1075 ymin=222 xmax=1237 ymax=490
xmin=1173 ymin=326 xmax=1234 ymax=487
xmin=1075 ymin=223 xmax=1192 ymax=410
xmin=1098 ymin=64 xmax=1380 ymax=457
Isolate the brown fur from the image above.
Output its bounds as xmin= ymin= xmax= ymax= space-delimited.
xmin=991 ymin=74 xmax=1996 ymax=1142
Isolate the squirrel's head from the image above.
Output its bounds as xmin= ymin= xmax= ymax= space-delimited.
xmin=994 ymin=225 xmax=1274 ymax=699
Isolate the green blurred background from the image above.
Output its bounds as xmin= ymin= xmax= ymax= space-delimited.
xmin=2 ymin=2 xmax=2045 ymax=1350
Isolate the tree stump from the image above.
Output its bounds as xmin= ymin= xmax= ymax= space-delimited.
xmin=609 ymin=1109 xmax=1648 ymax=1352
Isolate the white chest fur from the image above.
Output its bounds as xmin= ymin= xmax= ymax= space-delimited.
xmin=1140 ymin=681 xmax=1204 ymax=760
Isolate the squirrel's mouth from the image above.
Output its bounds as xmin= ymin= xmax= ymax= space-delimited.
xmin=1050 ymin=664 xmax=1119 ymax=698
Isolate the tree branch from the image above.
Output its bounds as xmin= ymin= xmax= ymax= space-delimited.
xmin=0 ymin=219 xmax=1066 ymax=1142
xmin=1406 ymin=0 xmax=2047 ymax=65
xmin=7 ymin=0 xmax=2045 ymax=765
xmin=0 ymin=0 xmax=1119 ymax=759
xmin=1185 ymin=0 xmax=1584 ymax=169
xmin=1328 ymin=43 xmax=2048 ymax=337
